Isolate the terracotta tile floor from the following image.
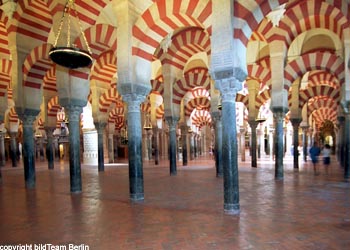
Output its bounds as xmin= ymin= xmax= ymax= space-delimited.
xmin=0 ymin=155 xmax=350 ymax=250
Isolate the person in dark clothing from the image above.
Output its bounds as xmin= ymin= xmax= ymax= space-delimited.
xmin=309 ymin=142 xmax=321 ymax=175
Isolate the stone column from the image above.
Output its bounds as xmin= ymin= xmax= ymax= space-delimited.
xmin=0 ymin=131 xmax=5 ymax=167
xmin=66 ymin=105 xmax=83 ymax=193
xmin=189 ymin=132 xmax=194 ymax=160
xmin=248 ymin=120 xmax=258 ymax=168
xmin=21 ymin=114 xmax=38 ymax=188
xmin=124 ymin=95 xmax=146 ymax=201
xmin=214 ymin=77 xmax=242 ymax=215
xmin=45 ymin=127 xmax=55 ymax=170
xmin=273 ymin=110 xmax=286 ymax=180
xmin=147 ymin=130 xmax=152 ymax=160
xmin=152 ymin=127 xmax=159 ymax=165
xmin=301 ymin=126 xmax=309 ymax=162
xmin=344 ymin=111 xmax=350 ymax=179
xmin=337 ymin=117 xmax=345 ymax=166
xmin=212 ymin=112 xmax=223 ymax=177
xmin=240 ymin=127 xmax=245 ymax=161
xmin=95 ymin=122 xmax=107 ymax=172
xmin=108 ymin=133 xmax=114 ymax=163
xmin=290 ymin=118 xmax=301 ymax=169
xmin=166 ymin=117 xmax=179 ymax=175
xmin=180 ymin=124 xmax=188 ymax=166
xmin=9 ymin=132 xmax=17 ymax=167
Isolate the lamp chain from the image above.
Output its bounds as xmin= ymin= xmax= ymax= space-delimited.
xmin=71 ymin=1 xmax=92 ymax=54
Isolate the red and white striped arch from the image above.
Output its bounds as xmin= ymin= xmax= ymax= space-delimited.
xmin=43 ymin=66 xmax=56 ymax=93
xmin=23 ymin=43 xmax=53 ymax=89
xmin=76 ymin=24 xmax=118 ymax=59
xmin=156 ymin=27 xmax=210 ymax=70
xmin=284 ymin=52 xmax=344 ymax=91
xmin=185 ymin=97 xmax=210 ymax=117
xmin=0 ymin=59 xmax=12 ymax=97
xmin=307 ymin=97 xmax=338 ymax=114
xmin=247 ymin=64 xmax=271 ymax=88
xmin=265 ymin=1 xmax=350 ymax=45
xmin=255 ymin=89 xmax=271 ymax=110
xmin=150 ymin=75 xmax=164 ymax=95
xmin=233 ymin=0 xmax=289 ymax=46
xmin=191 ymin=87 xmax=210 ymax=99
xmin=0 ymin=14 xmax=10 ymax=59
xmin=90 ymin=50 xmax=117 ymax=85
xmin=8 ymin=107 xmax=18 ymax=123
xmin=308 ymin=71 xmax=340 ymax=89
xmin=311 ymin=108 xmax=337 ymax=127
xmin=191 ymin=109 xmax=212 ymax=130
xmin=99 ymin=87 xmax=123 ymax=113
xmin=236 ymin=93 xmax=248 ymax=108
xmin=132 ymin=0 xmax=211 ymax=61
xmin=108 ymin=106 xmax=124 ymax=130
xmin=299 ymin=85 xmax=340 ymax=109
xmin=173 ymin=67 xmax=210 ymax=105
xmin=11 ymin=0 xmax=51 ymax=43
xmin=47 ymin=96 xmax=61 ymax=120
xmin=141 ymin=102 xmax=151 ymax=114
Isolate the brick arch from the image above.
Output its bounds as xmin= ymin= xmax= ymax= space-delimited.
xmin=75 ymin=24 xmax=118 ymax=59
xmin=156 ymin=104 xmax=164 ymax=120
xmin=236 ymin=93 xmax=248 ymax=109
xmin=8 ymin=107 xmax=18 ymax=123
xmin=132 ymin=0 xmax=211 ymax=61
xmin=185 ymin=96 xmax=210 ymax=117
xmin=307 ymin=97 xmax=338 ymax=114
xmin=23 ymin=43 xmax=53 ymax=90
xmin=0 ymin=59 xmax=12 ymax=97
xmin=284 ymin=52 xmax=344 ymax=91
xmin=90 ymin=50 xmax=117 ymax=85
xmin=311 ymin=107 xmax=337 ymax=128
xmin=299 ymin=85 xmax=340 ymax=109
xmin=247 ymin=64 xmax=271 ymax=88
xmin=173 ymin=68 xmax=210 ymax=105
xmin=47 ymin=96 xmax=61 ymax=119
xmin=191 ymin=109 xmax=212 ymax=130
xmin=99 ymin=87 xmax=123 ymax=113
xmin=43 ymin=66 xmax=57 ymax=93
xmin=255 ymin=89 xmax=271 ymax=110
xmin=150 ymin=75 xmax=164 ymax=95
xmin=308 ymin=71 xmax=340 ymax=89
xmin=155 ymin=27 xmax=211 ymax=70
xmin=0 ymin=15 xmax=10 ymax=59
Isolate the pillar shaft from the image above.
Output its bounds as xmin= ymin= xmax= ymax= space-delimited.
xmin=9 ymin=132 xmax=17 ymax=167
xmin=166 ymin=117 xmax=178 ymax=175
xmin=291 ymin=119 xmax=301 ymax=169
xmin=180 ymin=125 xmax=188 ymax=166
xmin=302 ymin=127 xmax=309 ymax=162
xmin=214 ymin=115 xmax=223 ymax=177
xmin=22 ymin=115 xmax=37 ymax=188
xmin=45 ymin=127 xmax=55 ymax=170
xmin=126 ymin=98 xmax=144 ymax=201
xmin=0 ymin=132 xmax=5 ymax=167
xmin=95 ymin=122 xmax=106 ymax=172
xmin=274 ymin=111 xmax=285 ymax=180
xmin=345 ymin=113 xmax=350 ymax=179
xmin=67 ymin=105 xmax=83 ymax=193
xmin=248 ymin=121 xmax=258 ymax=168
xmin=153 ymin=127 xmax=159 ymax=165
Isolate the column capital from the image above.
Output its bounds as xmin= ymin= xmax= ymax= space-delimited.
xmin=248 ymin=120 xmax=259 ymax=129
xmin=215 ymin=77 xmax=241 ymax=103
xmin=165 ymin=116 xmax=179 ymax=130
xmin=290 ymin=118 xmax=302 ymax=127
xmin=65 ymin=105 xmax=83 ymax=122
xmin=94 ymin=122 xmax=107 ymax=131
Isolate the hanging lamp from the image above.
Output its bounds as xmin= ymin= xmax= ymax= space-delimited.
xmin=143 ymin=113 xmax=152 ymax=130
xmin=49 ymin=0 xmax=92 ymax=69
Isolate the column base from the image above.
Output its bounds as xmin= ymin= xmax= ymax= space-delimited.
xmin=25 ymin=181 xmax=35 ymax=189
xmin=224 ymin=203 xmax=240 ymax=215
xmin=71 ymin=189 xmax=82 ymax=194
xmin=130 ymin=193 xmax=144 ymax=201
xmin=170 ymin=171 xmax=177 ymax=176
xmin=275 ymin=175 xmax=284 ymax=181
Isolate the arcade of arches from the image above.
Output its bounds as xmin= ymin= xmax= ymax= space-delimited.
xmin=0 ymin=0 xmax=349 ymax=214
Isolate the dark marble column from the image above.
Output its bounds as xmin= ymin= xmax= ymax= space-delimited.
xmin=108 ymin=134 xmax=114 ymax=163
xmin=180 ymin=124 xmax=188 ymax=166
xmin=273 ymin=110 xmax=286 ymax=180
xmin=21 ymin=115 xmax=38 ymax=188
xmin=301 ymin=126 xmax=309 ymax=162
xmin=344 ymin=112 xmax=350 ymax=179
xmin=240 ymin=127 xmax=245 ymax=161
xmin=212 ymin=112 xmax=223 ymax=177
xmin=125 ymin=97 xmax=145 ymax=201
xmin=9 ymin=132 xmax=17 ymax=167
xmin=290 ymin=119 xmax=301 ymax=169
xmin=147 ymin=130 xmax=152 ymax=160
xmin=189 ymin=132 xmax=194 ymax=160
xmin=220 ymin=84 xmax=240 ymax=214
xmin=153 ymin=127 xmax=159 ymax=165
xmin=66 ymin=105 xmax=83 ymax=193
xmin=337 ymin=117 xmax=345 ymax=167
xmin=0 ymin=131 xmax=5 ymax=167
xmin=95 ymin=122 xmax=107 ymax=172
xmin=45 ymin=127 xmax=55 ymax=170
xmin=166 ymin=116 xmax=179 ymax=176
xmin=248 ymin=120 xmax=258 ymax=168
